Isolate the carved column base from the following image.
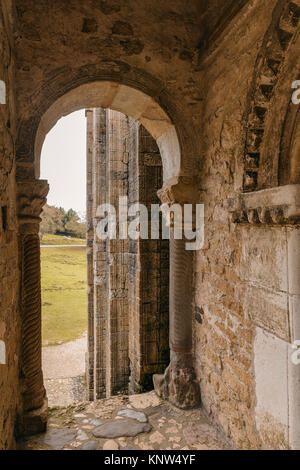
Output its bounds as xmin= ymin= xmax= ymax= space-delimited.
xmin=20 ymin=398 xmax=48 ymax=437
xmin=153 ymin=352 xmax=200 ymax=409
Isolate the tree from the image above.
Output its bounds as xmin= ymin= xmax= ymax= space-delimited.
xmin=40 ymin=204 xmax=86 ymax=239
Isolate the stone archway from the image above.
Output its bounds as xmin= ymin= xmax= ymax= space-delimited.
xmin=33 ymin=82 xmax=182 ymax=182
xmin=16 ymin=80 xmax=200 ymax=436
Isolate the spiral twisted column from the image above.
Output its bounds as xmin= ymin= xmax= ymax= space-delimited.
xmin=153 ymin=177 xmax=200 ymax=408
xmin=17 ymin=179 xmax=49 ymax=436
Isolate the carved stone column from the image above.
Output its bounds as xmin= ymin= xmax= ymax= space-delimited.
xmin=153 ymin=177 xmax=200 ymax=408
xmin=17 ymin=179 xmax=49 ymax=436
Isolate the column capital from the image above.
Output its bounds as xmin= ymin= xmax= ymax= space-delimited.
xmin=157 ymin=176 xmax=199 ymax=205
xmin=17 ymin=179 xmax=49 ymax=223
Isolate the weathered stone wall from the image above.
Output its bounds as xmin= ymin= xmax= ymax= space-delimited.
xmin=193 ymin=0 xmax=300 ymax=449
xmin=0 ymin=0 xmax=21 ymax=450
xmin=2 ymin=0 xmax=299 ymax=450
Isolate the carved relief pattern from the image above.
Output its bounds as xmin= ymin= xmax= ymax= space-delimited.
xmin=229 ymin=184 xmax=300 ymax=225
xmin=170 ymin=236 xmax=193 ymax=353
xmin=242 ymin=1 xmax=300 ymax=192
xmin=17 ymin=180 xmax=49 ymax=222
xmin=17 ymin=180 xmax=49 ymax=415
xmin=21 ymin=234 xmax=45 ymax=411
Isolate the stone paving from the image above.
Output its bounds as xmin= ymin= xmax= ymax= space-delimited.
xmin=17 ymin=392 xmax=232 ymax=451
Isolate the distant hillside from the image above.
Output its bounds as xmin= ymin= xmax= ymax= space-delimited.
xmin=40 ymin=204 xmax=86 ymax=240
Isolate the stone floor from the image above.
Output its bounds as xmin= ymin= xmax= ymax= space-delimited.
xmin=17 ymin=392 xmax=232 ymax=451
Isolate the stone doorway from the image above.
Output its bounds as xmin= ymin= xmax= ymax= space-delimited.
xmin=39 ymin=111 xmax=88 ymax=408
xmin=37 ymin=107 xmax=171 ymax=408
xmin=17 ymin=82 xmax=200 ymax=436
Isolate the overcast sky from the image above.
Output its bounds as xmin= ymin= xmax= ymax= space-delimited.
xmin=40 ymin=110 xmax=87 ymax=215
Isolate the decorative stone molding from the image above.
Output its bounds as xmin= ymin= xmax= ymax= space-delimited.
xmin=157 ymin=176 xmax=199 ymax=206
xmin=242 ymin=1 xmax=300 ymax=192
xmin=17 ymin=180 xmax=49 ymax=226
xmin=228 ymin=184 xmax=300 ymax=225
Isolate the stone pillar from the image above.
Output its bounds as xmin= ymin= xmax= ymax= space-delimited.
xmin=86 ymin=109 xmax=95 ymax=400
xmin=17 ymin=179 xmax=49 ymax=436
xmin=153 ymin=178 xmax=200 ymax=409
xmin=86 ymin=108 xmax=108 ymax=400
xmin=106 ymin=109 xmax=129 ymax=396
xmin=92 ymin=108 xmax=107 ymax=399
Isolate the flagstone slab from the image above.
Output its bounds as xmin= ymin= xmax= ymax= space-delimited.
xmin=43 ymin=429 xmax=76 ymax=450
xmin=117 ymin=409 xmax=148 ymax=423
xmin=93 ymin=419 xmax=151 ymax=438
xmin=82 ymin=441 xmax=99 ymax=450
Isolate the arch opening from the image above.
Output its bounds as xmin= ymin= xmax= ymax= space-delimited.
xmin=39 ymin=106 xmax=170 ymax=404
xmin=40 ymin=110 xmax=88 ymax=407
xmin=17 ymin=77 xmax=199 ymax=431
xmin=34 ymin=81 xmax=182 ymax=184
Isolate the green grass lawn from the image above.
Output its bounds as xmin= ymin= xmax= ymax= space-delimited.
xmin=41 ymin=245 xmax=87 ymax=346
xmin=41 ymin=233 xmax=86 ymax=245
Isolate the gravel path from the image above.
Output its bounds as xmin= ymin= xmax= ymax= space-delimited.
xmin=42 ymin=334 xmax=87 ymax=406
xmin=41 ymin=245 xmax=86 ymax=248
xmin=45 ymin=377 xmax=87 ymax=407
xmin=42 ymin=334 xmax=87 ymax=379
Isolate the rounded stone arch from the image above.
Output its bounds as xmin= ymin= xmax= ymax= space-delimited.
xmin=34 ymin=81 xmax=181 ymax=183
xmin=241 ymin=0 xmax=300 ymax=192
xmin=16 ymin=69 xmax=198 ymax=188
